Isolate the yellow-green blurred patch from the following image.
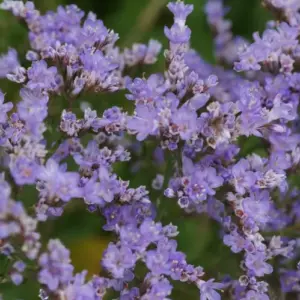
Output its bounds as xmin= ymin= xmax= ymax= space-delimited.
xmin=68 ymin=236 xmax=110 ymax=277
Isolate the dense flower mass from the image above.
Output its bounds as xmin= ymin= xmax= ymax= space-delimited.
xmin=1 ymin=0 xmax=300 ymax=299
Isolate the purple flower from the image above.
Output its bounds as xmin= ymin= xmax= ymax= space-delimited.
xmin=164 ymin=1 xmax=193 ymax=44
xmin=198 ymin=279 xmax=224 ymax=300
xmin=38 ymin=239 xmax=74 ymax=291
xmin=81 ymin=50 xmax=117 ymax=74
xmin=83 ymin=172 xmax=118 ymax=206
xmin=0 ymin=48 xmax=20 ymax=78
xmin=280 ymin=270 xmax=300 ymax=292
xmin=186 ymin=167 xmax=224 ymax=202
xmin=10 ymin=272 xmax=23 ymax=285
xmin=242 ymin=190 xmax=271 ymax=225
xmin=171 ymin=106 xmax=198 ymax=140
xmin=17 ymin=88 xmax=48 ymax=126
xmin=27 ymin=60 xmax=62 ymax=91
xmin=168 ymin=251 xmax=188 ymax=280
xmin=167 ymin=2 xmax=193 ymax=22
xmin=1 ymin=1 xmax=300 ymax=298
xmin=268 ymin=94 xmax=297 ymax=122
xmin=26 ymin=50 xmax=39 ymax=61
xmin=38 ymin=159 xmax=82 ymax=202
xmin=245 ymin=252 xmax=273 ymax=277
xmin=127 ymin=104 xmax=158 ymax=141
xmin=164 ymin=24 xmax=191 ymax=44
xmin=102 ymin=243 xmax=136 ymax=278
xmin=80 ymin=18 xmax=108 ymax=47
xmin=73 ymin=140 xmax=105 ymax=170
xmin=0 ymin=90 xmax=13 ymax=123
xmin=64 ymin=271 xmax=95 ymax=300
xmin=152 ymin=174 xmax=164 ymax=190
xmin=145 ymin=248 xmax=171 ymax=275
xmin=79 ymin=49 xmax=119 ymax=91
xmin=242 ymin=290 xmax=269 ymax=300
xmin=10 ymin=260 xmax=26 ymax=285
xmin=143 ymin=275 xmax=173 ymax=299
xmin=102 ymin=205 xmax=122 ymax=231
xmin=140 ymin=219 xmax=163 ymax=242
xmin=120 ymin=287 xmax=140 ymax=300
xmin=60 ymin=110 xmax=83 ymax=136
xmin=10 ymin=156 xmax=39 ymax=185
xmin=119 ymin=224 xmax=150 ymax=252
xmin=124 ymin=39 xmax=162 ymax=66
xmin=13 ymin=261 xmax=26 ymax=272
xmin=223 ymin=230 xmax=247 ymax=253
xmin=125 ymin=74 xmax=168 ymax=103
xmin=231 ymin=159 xmax=257 ymax=195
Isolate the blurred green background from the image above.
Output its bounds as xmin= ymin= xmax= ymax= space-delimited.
xmin=0 ymin=0 xmax=272 ymax=299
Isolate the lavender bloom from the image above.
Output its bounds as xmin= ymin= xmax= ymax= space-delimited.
xmin=197 ymin=279 xmax=224 ymax=300
xmin=245 ymin=252 xmax=273 ymax=277
xmin=73 ymin=140 xmax=111 ymax=171
xmin=38 ymin=239 xmax=74 ymax=291
xmin=168 ymin=1 xmax=193 ymax=23
xmin=280 ymin=270 xmax=300 ymax=292
xmin=10 ymin=261 xmax=26 ymax=285
xmin=123 ymin=40 xmax=162 ymax=66
xmin=145 ymin=248 xmax=171 ymax=275
xmin=38 ymin=159 xmax=82 ymax=202
xmin=0 ymin=1 xmax=38 ymax=19
xmin=125 ymin=74 xmax=168 ymax=103
xmin=152 ymin=174 xmax=164 ymax=190
xmin=164 ymin=23 xmax=192 ymax=44
xmin=0 ymin=48 xmax=20 ymax=78
xmin=17 ymin=88 xmax=49 ymax=129
xmin=164 ymin=1 xmax=193 ymax=44
xmin=60 ymin=110 xmax=83 ymax=136
xmin=120 ymin=287 xmax=140 ymax=300
xmin=102 ymin=243 xmax=136 ymax=278
xmin=79 ymin=49 xmax=120 ymax=92
xmin=223 ymin=230 xmax=247 ymax=253
xmin=26 ymin=50 xmax=39 ymax=61
xmin=80 ymin=18 xmax=108 ymax=47
xmin=80 ymin=49 xmax=118 ymax=77
xmin=127 ymin=104 xmax=158 ymax=141
xmin=10 ymin=273 xmax=23 ymax=285
xmin=119 ymin=224 xmax=151 ymax=252
xmin=0 ymin=174 xmax=11 ymax=211
xmin=63 ymin=271 xmax=95 ymax=300
xmin=10 ymin=156 xmax=39 ymax=185
xmin=205 ymin=0 xmax=247 ymax=64
xmin=242 ymin=191 xmax=271 ymax=226
xmin=1 ymin=0 xmax=300 ymax=298
xmin=0 ymin=90 xmax=13 ymax=123
xmin=82 ymin=172 xmax=118 ymax=206
xmin=242 ymin=290 xmax=269 ymax=300
xmin=6 ymin=66 xmax=26 ymax=83
xmin=236 ymin=22 xmax=299 ymax=73
xmin=171 ymin=106 xmax=198 ymax=140
xmin=142 ymin=275 xmax=173 ymax=299
xmin=185 ymin=167 xmax=224 ymax=203
xmin=27 ymin=60 xmax=62 ymax=91
xmin=230 ymin=160 xmax=256 ymax=195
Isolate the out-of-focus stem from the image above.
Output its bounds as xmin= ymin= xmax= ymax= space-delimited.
xmin=123 ymin=0 xmax=168 ymax=46
xmin=264 ymin=223 xmax=300 ymax=237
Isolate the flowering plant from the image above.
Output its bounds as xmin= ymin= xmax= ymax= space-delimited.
xmin=1 ymin=0 xmax=300 ymax=299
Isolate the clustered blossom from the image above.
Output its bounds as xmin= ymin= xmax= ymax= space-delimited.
xmin=1 ymin=0 xmax=300 ymax=299
xmin=0 ymin=48 xmax=20 ymax=78
xmin=205 ymin=0 xmax=248 ymax=65
xmin=0 ymin=173 xmax=41 ymax=260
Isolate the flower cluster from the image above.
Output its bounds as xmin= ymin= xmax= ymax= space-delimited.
xmin=1 ymin=0 xmax=300 ymax=299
